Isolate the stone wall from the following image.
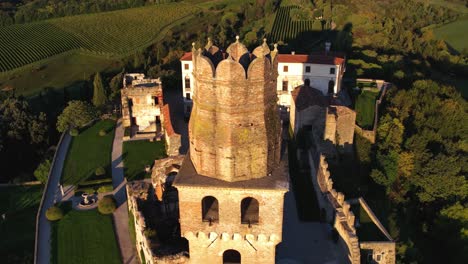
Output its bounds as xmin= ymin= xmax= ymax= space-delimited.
xmin=324 ymin=106 xmax=356 ymax=153
xmin=177 ymin=185 xmax=286 ymax=264
xmin=162 ymin=104 xmax=181 ymax=156
xmin=360 ymin=242 xmax=395 ymax=264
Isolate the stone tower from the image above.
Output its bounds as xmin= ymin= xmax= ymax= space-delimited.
xmin=173 ymin=38 xmax=289 ymax=264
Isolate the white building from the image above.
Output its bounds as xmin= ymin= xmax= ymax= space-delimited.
xmin=180 ymin=50 xmax=345 ymax=115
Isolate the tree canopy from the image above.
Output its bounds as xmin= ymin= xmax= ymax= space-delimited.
xmin=56 ymin=100 xmax=98 ymax=132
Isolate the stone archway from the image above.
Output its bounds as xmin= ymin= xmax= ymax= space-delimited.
xmin=223 ymin=249 xmax=241 ymax=264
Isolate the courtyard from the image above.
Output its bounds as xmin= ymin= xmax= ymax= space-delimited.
xmin=355 ymin=89 xmax=379 ymax=129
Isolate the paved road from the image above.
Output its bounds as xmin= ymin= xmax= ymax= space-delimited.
xmin=36 ymin=133 xmax=71 ymax=264
xmin=111 ymin=119 xmax=138 ymax=264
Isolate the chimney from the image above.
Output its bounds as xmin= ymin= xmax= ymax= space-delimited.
xmin=325 ymin=42 xmax=331 ymax=54
xmin=291 ymin=51 xmax=295 ymax=55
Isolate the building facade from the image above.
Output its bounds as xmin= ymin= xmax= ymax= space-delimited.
xmin=180 ymin=44 xmax=345 ymax=115
xmin=173 ymin=38 xmax=288 ymax=264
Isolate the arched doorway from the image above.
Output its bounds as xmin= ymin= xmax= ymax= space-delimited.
xmin=328 ymin=80 xmax=335 ymax=94
xmin=223 ymin=249 xmax=241 ymax=264
xmin=304 ymin=78 xmax=310 ymax=86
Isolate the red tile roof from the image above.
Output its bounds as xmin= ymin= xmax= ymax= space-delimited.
xmin=180 ymin=51 xmax=344 ymax=65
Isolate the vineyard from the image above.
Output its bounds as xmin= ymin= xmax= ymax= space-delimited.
xmin=0 ymin=3 xmax=195 ymax=72
xmin=268 ymin=6 xmax=319 ymax=43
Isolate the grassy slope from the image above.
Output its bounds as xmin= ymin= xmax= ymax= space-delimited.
xmin=433 ymin=16 xmax=468 ymax=53
xmin=355 ymin=90 xmax=379 ymax=129
xmin=0 ymin=185 xmax=43 ymax=263
xmin=51 ymin=209 xmax=121 ymax=264
xmin=122 ymin=140 xmax=167 ymax=181
xmin=62 ymin=119 xmax=115 ymax=185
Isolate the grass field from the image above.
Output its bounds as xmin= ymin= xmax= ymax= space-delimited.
xmin=62 ymin=119 xmax=115 ymax=185
xmin=0 ymin=2 xmax=196 ymax=73
xmin=0 ymin=185 xmax=43 ymax=264
xmin=123 ymin=140 xmax=167 ymax=181
xmin=355 ymin=90 xmax=379 ymax=129
xmin=433 ymin=17 xmax=468 ymax=53
xmin=51 ymin=209 xmax=121 ymax=264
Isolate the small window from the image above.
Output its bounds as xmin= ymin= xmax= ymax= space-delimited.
xmin=304 ymin=79 xmax=310 ymax=86
xmin=185 ymin=77 xmax=191 ymax=89
xmin=305 ymin=66 xmax=311 ymax=73
xmin=282 ymin=80 xmax=288 ymax=91
xmin=283 ymin=65 xmax=288 ymax=72
xmin=184 ymin=63 xmax=189 ymax=70
xmin=202 ymin=196 xmax=219 ymax=223
xmin=152 ymin=96 xmax=159 ymax=105
xmin=241 ymin=197 xmax=259 ymax=225
xmin=376 ymin=254 xmax=382 ymax=262
xmin=186 ymin=93 xmax=191 ymax=100
xmin=330 ymin=67 xmax=335 ymax=74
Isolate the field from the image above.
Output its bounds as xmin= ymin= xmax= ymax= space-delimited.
xmin=62 ymin=119 xmax=116 ymax=185
xmin=123 ymin=140 xmax=167 ymax=181
xmin=0 ymin=2 xmax=196 ymax=72
xmin=51 ymin=209 xmax=121 ymax=264
xmin=355 ymin=90 xmax=379 ymax=129
xmin=269 ymin=6 xmax=320 ymax=43
xmin=0 ymin=185 xmax=43 ymax=264
xmin=433 ymin=17 xmax=468 ymax=54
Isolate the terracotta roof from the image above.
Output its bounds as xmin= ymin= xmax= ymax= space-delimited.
xmin=162 ymin=104 xmax=175 ymax=136
xmin=181 ymin=51 xmax=345 ymax=65
xmin=291 ymin=85 xmax=328 ymax=110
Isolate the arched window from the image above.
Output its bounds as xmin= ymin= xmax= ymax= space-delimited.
xmin=202 ymin=196 xmax=218 ymax=224
xmin=185 ymin=76 xmax=191 ymax=89
xmin=328 ymin=80 xmax=335 ymax=94
xmin=223 ymin=249 xmax=241 ymax=264
xmin=241 ymin=197 xmax=259 ymax=225
xmin=304 ymin=78 xmax=310 ymax=86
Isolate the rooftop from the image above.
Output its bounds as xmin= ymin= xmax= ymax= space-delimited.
xmin=291 ymin=85 xmax=328 ymax=110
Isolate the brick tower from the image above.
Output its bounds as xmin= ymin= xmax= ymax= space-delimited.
xmin=173 ymin=37 xmax=288 ymax=264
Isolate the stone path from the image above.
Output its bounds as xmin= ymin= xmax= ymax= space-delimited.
xmin=36 ymin=133 xmax=71 ymax=264
xmin=111 ymin=119 xmax=138 ymax=264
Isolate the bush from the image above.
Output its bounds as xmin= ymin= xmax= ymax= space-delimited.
xmin=46 ymin=205 xmax=63 ymax=221
xmin=97 ymin=184 xmax=113 ymax=193
xmin=99 ymin=129 xmax=106 ymax=136
xmin=69 ymin=128 xmax=79 ymax=136
xmin=95 ymin=166 xmax=105 ymax=176
xmin=34 ymin=159 xmax=51 ymax=183
xmin=57 ymin=100 xmax=98 ymax=132
xmin=124 ymin=126 xmax=131 ymax=137
xmin=98 ymin=195 xmax=116 ymax=214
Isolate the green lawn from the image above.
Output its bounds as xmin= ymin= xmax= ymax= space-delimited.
xmin=0 ymin=185 xmax=43 ymax=263
xmin=433 ymin=17 xmax=468 ymax=54
xmin=51 ymin=209 xmax=121 ymax=264
xmin=355 ymin=90 xmax=379 ymax=129
xmin=62 ymin=119 xmax=116 ymax=185
xmin=123 ymin=140 xmax=167 ymax=181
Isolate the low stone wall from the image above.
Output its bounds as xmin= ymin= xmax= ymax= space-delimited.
xmin=355 ymin=125 xmax=375 ymax=144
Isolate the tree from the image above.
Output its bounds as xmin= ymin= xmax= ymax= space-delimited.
xmin=92 ymin=72 xmax=107 ymax=107
xmin=34 ymin=159 xmax=51 ymax=184
xmin=109 ymin=70 xmax=124 ymax=101
xmin=56 ymin=100 xmax=98 ymax=132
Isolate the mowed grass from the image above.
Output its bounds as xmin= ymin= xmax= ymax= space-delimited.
xmin=123 ymin=140 xmax=167 ymax=181
xmin=433 ymin=17 xmax=468 ymax=53
xmin=355 ymin=90 xmax=379 ymax=129
xmin=0 ymin=2 xmax=195 ymax=72
xmin=51 ymin=209 xmax=121 ymax=264
xmin=0 ymin=185 xmax=43 ymax=264
xmin=62 ymin=119 xmax=115 ymax=185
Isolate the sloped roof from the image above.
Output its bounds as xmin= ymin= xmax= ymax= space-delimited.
xmin=291 ymin=85 xmax=328 ymax=111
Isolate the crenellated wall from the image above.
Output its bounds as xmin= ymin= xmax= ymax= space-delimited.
xmin=188 ymin=39 xmax=281 ymax=182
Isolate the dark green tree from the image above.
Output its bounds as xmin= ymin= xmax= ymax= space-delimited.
xmin=56 ymin=100 xmax=98 ymax=132
xmin=92 ymin=72 xmax=107 ymax=107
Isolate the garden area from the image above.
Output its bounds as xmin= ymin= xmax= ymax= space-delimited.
xmin=123 ymin=140 xmax=167 ymax=181
xmin=355 ymin=89 xmax=380 ymax=129
xmin=61 ymin=119 xmax=115 ymax=192
xmin=50 ymin=209 xmax=121 ymax=264
xmin=0 ymin=185 xmax=43 ymax=263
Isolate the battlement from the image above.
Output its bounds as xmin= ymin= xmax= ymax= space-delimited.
xmin=184 ymin=231 xmax=280 ymax=244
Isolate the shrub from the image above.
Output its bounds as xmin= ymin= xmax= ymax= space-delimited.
xmin=98 ymin=195 xmax=117 ymax=214
xmin=34 ymin=159 xmax=51 ymax=183
xmin=99 ymin=129 xmax=106 ymax=136
xmin=46 ymin=205 xmax=63 ymax=221
xmin=95 ymin=166 xmax=105 ymax=176
xmin=97 ymin=184 xmax=113 ymax=193
xmin=124 ymin=126 xmax=131 ymax=137
xmin=56 ymin=100 xmax=98 ymax=132
xmin=69 ymin=128 xmax=79 ymax=136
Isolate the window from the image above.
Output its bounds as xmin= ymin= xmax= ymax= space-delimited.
xmin=152 ymin=96 xmax=159 ymax=105
xmin=186 ymin=93 xmax=191 ymax=100
xmin=283 ymin=65 xmax=288 ymax=72
xmin=376 ymin=254 xmax=382 ymax=262
xmin=202 ymin=196 xmax=219 ymax=224
xmin=223 ymin=250 xmax=241 ymax=264
xmin=241 ymin=197 xmax=259 ymax=225
xmin=305 ymin=66 xmax=311 ymax=73
xmin=185 ymin=76 xmax=191 ymax=89
xmin=330 ymin=67 xmax=335 ymax=74
xmin=282 ymin=80 xmax=288 ymax=91
xmin=184 ymin=63 xmax=189 ymax=70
